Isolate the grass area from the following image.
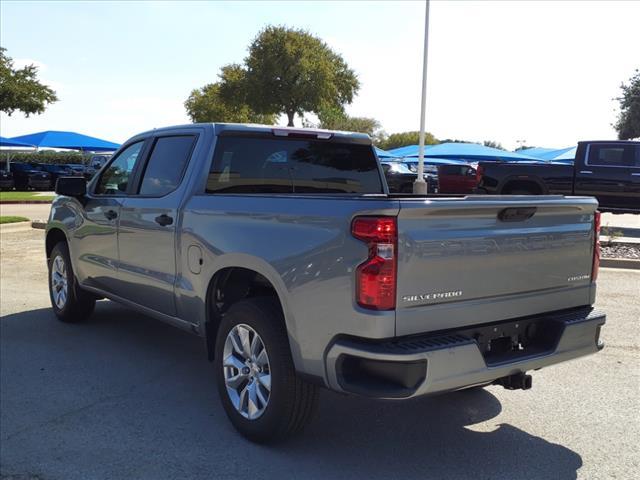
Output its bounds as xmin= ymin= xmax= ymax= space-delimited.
xmin=0 ymin=191 xmax=55 ymax=203
xmin=0 ymin=216 xmax=30 ymax=224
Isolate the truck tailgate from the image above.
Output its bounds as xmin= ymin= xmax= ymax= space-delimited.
xmin=395 ymin=196 xmax=597 ymax=336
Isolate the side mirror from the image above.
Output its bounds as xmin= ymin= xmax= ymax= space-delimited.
xmin=56 ymin=176 xmax=87 ymax=197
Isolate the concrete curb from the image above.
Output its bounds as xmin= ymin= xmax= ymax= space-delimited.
xmin=601 ymin=258 xmax=640 ymax=270
xmin=0 ymin=221 xmax=34 ymax=233
xmin=0 ymin=201 xmax=53 ymax=205
xmin=31 ymin=220 xmax=47 ymax=230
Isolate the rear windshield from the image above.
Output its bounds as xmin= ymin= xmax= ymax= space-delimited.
xmin=206 ymin=136 xmax=383 ymax=194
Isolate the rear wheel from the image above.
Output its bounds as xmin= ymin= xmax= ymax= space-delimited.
xmin=214 ymin=297 xmax=318 ymax=443
xmin=48 ymin=242 xmax=95 ymax=323
xmin=508 ymin=188 xmax=536 ymax=195
xmin=502 ymin=182 xmax=541 ymax=195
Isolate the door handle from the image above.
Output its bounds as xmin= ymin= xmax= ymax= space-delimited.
xmin=155 ymin=214 xmax=174 ymax=227
xmin=579 ymin=170 xmax=593 ymax=174
xmin=104 ymin=209 xmax=118 ymax=220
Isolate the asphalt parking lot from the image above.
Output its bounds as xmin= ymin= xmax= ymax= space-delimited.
xmin=1 ymin=226 xmax=639 ymax=480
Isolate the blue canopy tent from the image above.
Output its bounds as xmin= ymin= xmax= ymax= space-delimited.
xmin=9 ymin=130 xmax=120 ymax=152
xmin=401 ymin=157 xmax=469 ymax=166
xmin=374 ymin=147 xmax=398 ymax=159
xmin=551 ymin=147 xmax=576 ymax=161
xmin=0 ymin=136 xmax=33 ymax=148
xmin=387 ymin=144 xmax=431 ymax=157
xmin=389 ymin=143 xmax=540 ymax=162
xmin=518 ymin=146 xmax=575 ymax=164
xmin=517 ymin=147 xmax=559 ymax=158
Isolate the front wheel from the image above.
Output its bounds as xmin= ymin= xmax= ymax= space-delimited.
xmin=48 ymin=241 xmax=95 ymax=323
xmin=214 ymin=297 xmax=318 ymax=443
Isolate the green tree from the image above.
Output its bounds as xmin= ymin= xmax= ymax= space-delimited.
xmin=184 ymin=81 xmax=274 ymax=124
xmin=318 ymin=106 xmax=384 ymax=142
xmin=241 ymin=26 xmax=359 ymax=126
xmin=0 ymin=47 xmax=57 ymax=116
xmin=438 ymin=138 xmax=474 ymax=144
xmin=378 ymin=131 xmax=438 ymax=151
xmin=483 ymin=140 xmax=505 ymax=150
xmin=614 ymin=69 xmax=640 ymax=140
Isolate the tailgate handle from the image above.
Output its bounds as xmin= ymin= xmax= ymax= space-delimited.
xmin=498 ymin=207 xmax=537 ymax=222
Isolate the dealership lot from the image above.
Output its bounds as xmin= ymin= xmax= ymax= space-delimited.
xmin=1 ymin=227 xmax=638 ymax=480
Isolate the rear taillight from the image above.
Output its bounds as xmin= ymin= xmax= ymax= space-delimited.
xmin=351 ymin=217 xmax=397 ymax=310
xmin=476 ymin=164 xmax=484 ymax=184
xmin=592 ymin=211 xmax=601 ymax=281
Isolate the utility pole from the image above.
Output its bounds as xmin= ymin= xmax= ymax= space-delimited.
xmin=413 ymin=0 xmax=430 ymax=194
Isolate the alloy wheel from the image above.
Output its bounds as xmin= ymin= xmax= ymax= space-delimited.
xmin=222 ymin=323 xmax=271 ymax=420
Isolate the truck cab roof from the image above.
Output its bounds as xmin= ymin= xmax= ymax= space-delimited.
xmin=132 ymin=123 xmax=372 ymax=145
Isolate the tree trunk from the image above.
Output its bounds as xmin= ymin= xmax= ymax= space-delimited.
xmin=287 ymin=111 xmax=295 ymax=127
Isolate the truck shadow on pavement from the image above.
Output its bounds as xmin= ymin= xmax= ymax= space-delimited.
xmin=1 ymin=301 xmax=582 ymax=480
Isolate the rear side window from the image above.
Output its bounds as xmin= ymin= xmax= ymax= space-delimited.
xmin=587 ymin=144 xmax=637 ymax=167
xmin=139 ymin=136 xmax=196 ymax=196
xmin=207 ymin=136 xmax=383 ymax=194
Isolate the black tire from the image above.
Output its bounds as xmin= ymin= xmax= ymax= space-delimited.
xmin=508 ymin=188 xmax=536 ymax=195
xmin=214 ymin=297 xmax=319 ymax=443
xmin=48 ymin=241 xmax=95 ymax=323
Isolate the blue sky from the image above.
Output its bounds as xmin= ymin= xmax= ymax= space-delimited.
xmin=1 ymin=1 xmax=638 ymax=149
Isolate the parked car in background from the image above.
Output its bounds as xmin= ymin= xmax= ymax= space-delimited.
xmin=67 ymin=163 xmax=97 ymax=180
xmin=0 ymin=169 xmax=15 ymax=190
xmin=37 ymin=163 xmax=77 ymax=186
xmin=47 ymin=123 xmax=605 ymax=442
xmin=89 ymin=154 xmax=111 ymax=170
xmin=381 ymin=161 xmax=438 ymax=193
xmin=437 ymin=163 xmax=478 ymax=194
xmin=477 ymin=140 xmax=640 ymax=212
xmin=9 ymin=162 xmax=52 ymax=190
xmin=398 ymin=160 xmax=439 ymax=192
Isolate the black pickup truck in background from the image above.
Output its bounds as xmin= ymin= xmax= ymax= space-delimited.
xmin=477 ymin=141 xmax=640 ymax=212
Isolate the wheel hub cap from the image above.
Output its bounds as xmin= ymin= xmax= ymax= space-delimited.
xmin=223 ymin=324 xmax=271 ymax=420
xmin=51 ymin=255 xmax=68 ymax=309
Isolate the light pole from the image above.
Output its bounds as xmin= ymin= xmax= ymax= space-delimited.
xmin=413 ymin=0 xmax=430 ymax=194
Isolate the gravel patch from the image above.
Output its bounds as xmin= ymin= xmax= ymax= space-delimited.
xmin=601 ymin=244 xmax=640 ymax=259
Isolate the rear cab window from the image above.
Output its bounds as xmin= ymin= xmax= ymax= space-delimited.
xmin=207 ymin=136 xmax=383 ymax=194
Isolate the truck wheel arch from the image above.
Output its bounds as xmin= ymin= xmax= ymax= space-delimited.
xmin=46 ymin=228 xmax=68 ymax=258
xmin=203 ymin=258 xmax=297 ymax=364
xmin=499 ymin=176 xmax=547 ymax=195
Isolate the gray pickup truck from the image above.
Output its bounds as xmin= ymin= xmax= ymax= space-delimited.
xmin=46 ymin=123 xmax=606 ymax=442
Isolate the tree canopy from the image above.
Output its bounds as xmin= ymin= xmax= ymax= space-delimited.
xmin=377 ymin=131 xmax=438 ymax=151
xmin=184 ymin=73 xmax=275 ymax=125
xmin=317 ymin=107 xmax=384 ymax=142
xmin=0 ymin=47 xmax=58 ymax=116
xmin=614 ymin=69 xmax=640 ymax=140
xmin=483 ymin=140 xmax=505 ymax=150
xmin=243 ymin=26 xmax=360 ymax=126
xmin=187 ymin=26 xmax=360 ymax=127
